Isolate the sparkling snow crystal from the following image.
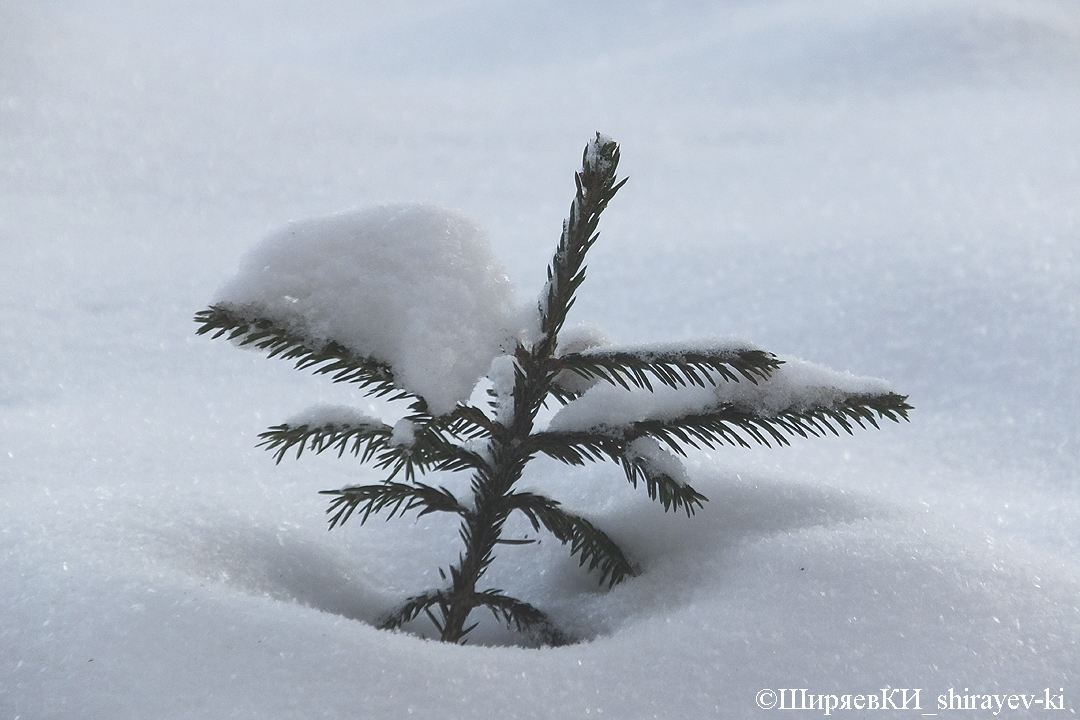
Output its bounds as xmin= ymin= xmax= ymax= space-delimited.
xmin=215 ymin=204 xmax=517 ymax=415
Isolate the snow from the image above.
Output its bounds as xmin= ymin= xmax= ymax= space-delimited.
xmin=555 ymin=324 xmax=611 ymax=355
xmin=551 ymin=323 xmax=611 ymax=396
xmin=390 ymin=418 xmax=418 ymax=448
xmin=548 ymin=382 xmax=717 ymax=433
xmin=584 ymin=133 xmax=616 ymax=174
xmin=486 ymin=354 xmax=518 ymax=425
xmin=712 ymin=358 xmax=893 ymax=416
xmin=216 ymin=204 xmax=516 ymax=416
xmin=3 ymin=0 xmax=1080 ymax=717
xmin=571 ymin=337 xmax=760 ymax=361
xmin=284 ymin=404 xmax=382 ymax=429
xmin=626 ymin=437 xmax=691 ymax=486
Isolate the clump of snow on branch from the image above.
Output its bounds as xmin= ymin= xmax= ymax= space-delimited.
xmin=547 ymin=382 xmax=714 ymax=432
xmin=486 ymin=354 xmax=518 ymax=425
xmin=552 ymin=323 xmax=611 ymax=396
xmin=714 ymin=358 xmax=892 ymax=415
xmin=284 ymin=404 xmax=382 ymax=429
xmin=557 ymin=324 xmax=611 ymax=354
xmin=585 ymin=132 xmax=616 ymax=173
xmin=390 ymin=418 xmax=418 ymax=447
xmin=547 ymin=355 xmax=894 ymax=433
xmin=627 ymin=436 xmax=691 ymax=485
xmin=571 ymin=338 xmax=761 ymax=363
xmin=215 ymin=204 xmax=517 ymax=415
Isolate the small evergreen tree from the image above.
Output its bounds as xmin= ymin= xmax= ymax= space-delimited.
xmin=196 ymin=134 xmax=910 ymax=646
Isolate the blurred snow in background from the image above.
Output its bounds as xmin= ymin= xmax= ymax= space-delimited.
xmin=2 ymin=1 xmax=1079 ymax=717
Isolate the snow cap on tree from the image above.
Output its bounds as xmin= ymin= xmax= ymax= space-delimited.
xmin=214 ymin=203 xmax=517 ymax=415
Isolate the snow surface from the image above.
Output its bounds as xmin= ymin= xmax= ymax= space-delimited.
xmin=216 ymin=204 xmax=516 ymax=416
xmin=3 ymin=0 xmax=1080 ymax=718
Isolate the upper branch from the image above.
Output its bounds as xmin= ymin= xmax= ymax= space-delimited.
xmin=538 ymin=134 xmax=627 ymax=353
xmin=195 ymin=304 xmax=414 ymax=403
xmin=554 ymin=346 xmax=781 ymax=396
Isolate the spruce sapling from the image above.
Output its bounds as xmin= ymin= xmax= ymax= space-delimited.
xmin=195 ymin=133 xmax=911 ymax=646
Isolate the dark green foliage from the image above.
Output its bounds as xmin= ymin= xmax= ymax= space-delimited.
xmin=620 ymin=456 xmax=709 ymax=517
xmin=197 ymin=133 xmax=911 ymax=646
xmin=557 ymin=347 xmax=781 ymax=393
xmin=320 ymin=481 xmax=467 ymax=528
xmin=504 ymin=491 xmax=636 ymax=587
xmin=256 ymin=415 xmax=483 ymax=480
xmin=194 ymin=305 xmax=408 ymax=401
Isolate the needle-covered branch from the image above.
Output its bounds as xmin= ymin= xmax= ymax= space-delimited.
xmin=542 ymin=390 xmax=910 ymax=457
xmin=619 ymin=452 xmax=708 ymax=517
xmin=320 ymin=481 xmax=468 ymax=528
xmin=474 ymin=591 xmax=572 ymax=646
xmin=257 ymin=416 xmax=484 ymax=481
xmin=526 ymin=431 xmax=707 ymax=516
xmin=555 ymin=346 xmax=781 ymax=394
xmin=379 ymin=591 xmax=448 ymax=632
xmin=539 ymin=134 xmax=627 ymax=349
xmin=629 ymin=392 xmax=912 ymax=453
xmin=506 ymin=491 xmax=636 ymax=588
xmin=195 ymin=304 xmax=414 ymax=403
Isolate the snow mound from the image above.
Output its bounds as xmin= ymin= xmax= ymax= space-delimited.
xmin=216 ymin=204 xmax=516 ymax=415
